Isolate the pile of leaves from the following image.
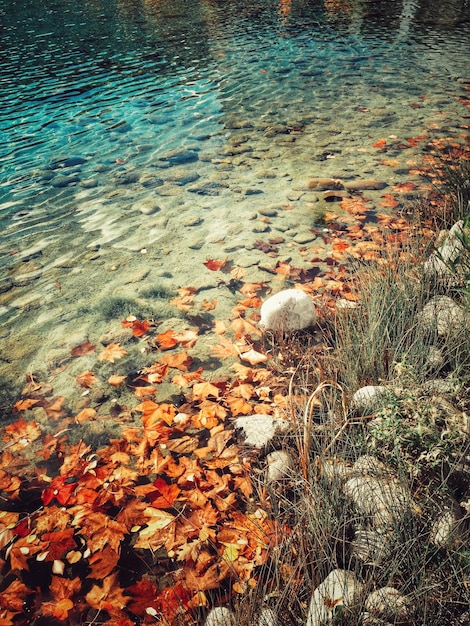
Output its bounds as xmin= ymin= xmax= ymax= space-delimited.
xmin=1 ymin=132 xmax=468 ymax=624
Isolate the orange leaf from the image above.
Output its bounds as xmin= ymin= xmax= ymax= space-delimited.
xmin=340 ymin=197 xmax=369 ymax=215
xmin=192 ymin=382 xmax=220 ymax=401
xmin=392 ymin=181 xmax=417 ymax=192
xmin=98 ymin=343 xmax=127 ymax=363
xmin=122 ymin=318 xmax=151 ymax=337
xmin=133 ymin=385 xmax=157 ymax=398
xmin=213 ymin=320 xmax=228 ymax=335
xmin=148 ymin=477 xmax=180 ymax=508
xmin=155 ymin=329 xmax=178 ymax=350
xmin=203 ymin=258 xmax=227 ymax=271
xmin=41 ymin=598 xmax=74 ymax=621
xmin=372 ymin=138 xmax=387 ymax=148
xmin=172 ymin=367 xmax=205 ymax=388
xmin=135 ymin=400 xmax=176 ymax=426
xmin=160 ymin=351 xmax=193 ymax=371
xmin=3 ymin=419 xmax=41 ymax=451
xmin=201 ymin=299 xmax=217 ymax=311
xmin=379 ymin=194 xmax=400 ymax=208
xmin=211 ymin=336 xmax=239 ymax=358
xmin=76 ymin=371 xmax=98 ymax=388
xmin=85 ymin=572 xmax=129 ymax=616
xmin=13 ymin=398 xmax=40 ymax=412
xmin=231 ymin=317 xmax=260 ymax=338
xmin=74 ymin=408 xmax=96 ymax=424
xmin=108 ymin=374 xmax=127 ymax=387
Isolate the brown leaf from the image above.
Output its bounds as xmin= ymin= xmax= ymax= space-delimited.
xmin=160 ymin=351 xmax=193 ymax=371
xmin=71 ymin=339 xmax=96 ymax=357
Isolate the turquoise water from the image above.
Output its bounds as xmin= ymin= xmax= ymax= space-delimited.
xmin=0 ymin=0 xmax=469 ymax=395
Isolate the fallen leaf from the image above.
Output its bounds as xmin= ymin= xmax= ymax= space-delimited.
xmin=98 ymin=343 xmax=127 ymax=363
xmin=108 ymin=374 xmax=127 ymax=387
xmin=71 ymin=339 xmax=96 ymax=357
xmin=76 ymin=371 xmax=98 ymax=388
xmin=74 ymin=408 xmax=96 ymax=424
xmin=203 ymin=258 xmax=227 ymax=271
xmin=161 ymin=351 xmax=193 ymax=371
xmin=372 ymin=138 xmax=387 ymax=148
xmin=155 ymin=329 xmax=178 ymax=350
xmin=239 ymin=348 xmax=269 ymax=366
xmin=193 ymin=382 xmax=220 ymax=401
xmin=122 ymin=318 xmax=151 ymax=337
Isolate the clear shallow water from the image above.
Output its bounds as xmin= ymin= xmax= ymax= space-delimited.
xmin=0 ymin=0 xmax=469 ymax=392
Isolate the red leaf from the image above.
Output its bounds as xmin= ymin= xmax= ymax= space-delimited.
xmin=122 ymin=318 xmax=151 ymax=337
xmin=203 ymin=258 xmax=227 ymax=271
xmin=372 ymin=138 xmax=387 ymax=149
xmin=147 ymin=477 xmax=180 ymax=508
xmin=42 ymin=476 xmax=75 ymax=506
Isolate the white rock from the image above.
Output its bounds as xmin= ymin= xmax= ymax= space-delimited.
xmin=266 ymin=450 xmax=292 ymax=483
xmin=430 ymin=502 xmax=464 ymax=548
xmin=234 ymin=415 xmax=291 ymax=448
xmin=365 ymin=587 xmax=411 ymax=621
xmin=351 ymin=386 xmax=389 ymax=414
xmin=258 ymin=608 xmax=277 ymax=626
xmin=353 ymin=455 xmax=390 ymax=477
xmin=424 ymin=220 xmax=468 ymax=281
xmin=418 ymin=296 xmax=467 ymax=337
xmin=306 ymin=569 xmax=363 ymax=626
xmin=344 ymin=476 xmax=411 ymax=530
xmin=260 ymin=289 xmax=316 ymax=332
xmin=205 ymin=607 xmax=236 ymax=626
xmin=351 ymin=530 xmax=389 ymax=565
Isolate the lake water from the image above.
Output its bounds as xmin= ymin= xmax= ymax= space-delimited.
xmin=0 ymin=0 xmax=469 ymax=405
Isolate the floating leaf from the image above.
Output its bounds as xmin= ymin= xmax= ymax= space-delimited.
xmin=98 ymin=343 xmax=127 ymax=363
xmin=76 ymin=371 xmax=98 ymax=388
xmin=372 ymin=138 xmax=387 ymax=149
xmin=71 ymin=339 xmax=96 ymax=357
xmin=203 ymin=258 xmax=227 ymax=271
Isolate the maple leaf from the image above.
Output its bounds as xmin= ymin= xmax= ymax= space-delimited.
xmin=379 ymin=193 xmax=400 ymax=208
xmin=161 ymin=351 xmax=193 ymax=371
xmin=108 ymin=374 xmax=127 ymax=387
xmin=372 ymin=138 xmax=387 ymax=148
xmin=192 ymin=381 xmax=220 ymax=401
xmin=135 ymin=400 xmax=176 ymax=426
xmin=155 ymin=329 xmax=178 ymax=350
xmin=239 ymin=348 xmax=269 ymax=366
xmin=41 ymin=598 xmax=74 ymax=621
xmin=75 ymin=407 xmax=97 ymax=424
xmin=139 ymin=361 xmax=168 ymax=384
xmin=134 ymin=508 xmax=176 ymax=551
xmin=0 ymin=579 xmax=31 ymax=611
xmin=42 ymin=528 xmax=77 ymax=560
xmin=85 ymin=572 xmax=129 ymax=616
xmin=98 ymin=343 xmax=127 ymax=363
xmin=42 ymin=475 xmax=76 ymax=506
xmin=133 ymin=385 xmax=157 ymax=398
xmin=122 ymin=317 xmax=151 ymax=337
xmin=172 ymin=367 xmax=205 ymax=388
xmin=203 ymin=258 xmax=227 ymax=271
xmin=13 ymin=398 xmax=40 ymax=412
xmin=231 ymin=317 xmax=260 ymax=338
xmin=76 ymin=370 xmax=98 ymax=388
xmin=201 ymin=299 xmax=217 ymax=311
xmin=71 ymin=339 xmax=96 ymax=357
xmin=147 ymin=477 xmax=180 ymax=508
xmin=213 ymin=320 xmax=227 ymax=335
xmin=88 ymin=545 xmax=120 ymax=579
xmin=226 ymin=395 xmax=253 ymax=416
xmin=127 ymin=577 xmax=159 ymax=618
xmin=44 ymin=396 xmax=66 ymax=420
xmin=3 ymin=419 xmax=41 ymax=452
xmin=211 ymin=336 xmax=239 ymax=359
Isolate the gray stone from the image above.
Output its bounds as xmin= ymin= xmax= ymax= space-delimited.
xmin=306 ymin=569 xmax=363 ymax=626
xmin=351 ymin=386 xmax=389 ymax=414
xmin=164 ymin=168 xmax=200 ymax=185
xmin=204 ymin=607 xmax=236 ymax=626
xmin=351 ymin=530 xmax=389 ymax=565
xmin=132 ymin=199 xmax=161 ymax=215
xmin=344 ymin=476 xmax=412 ymax=530
xmin=293 ymin=233 xmax=316 ymax=244
xmin=430 ymin=501 xmax=465 ymax=548
xmin=424 ymin=220 xmax=469 ymax=282
xmin=344 ymin=180 xmax=388 ymax=190
xmin=307 ymin=178 xmax=344 ymax=191
xmin=260 ymin=289 xmax=317 ymax=332
xmin=365 ymin=587 xmax=411 ymax=621
xmin=234 ymin=415 xmax=291 ymax=448
xmin=418 ymin=296 xmax=467 ymax=337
